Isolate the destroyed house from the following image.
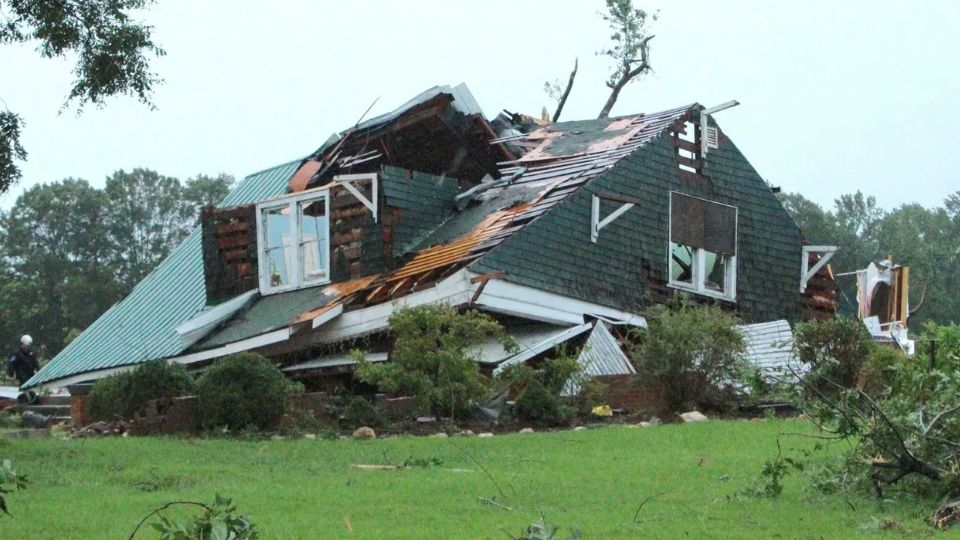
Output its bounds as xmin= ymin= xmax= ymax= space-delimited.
xmin=25 ymin=84 xmax=836 ymax=390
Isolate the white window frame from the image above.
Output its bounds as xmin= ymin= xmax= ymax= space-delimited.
xmin=256 ymin=188 xmax=331 ymax=295
xmin=667 ymin=192 xmax=738 ymax=302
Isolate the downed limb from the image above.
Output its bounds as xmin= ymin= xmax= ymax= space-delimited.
xmin=551 ymin=58 xmax=578 ymax=122
xmin=478 ymin=496 xmax=513 ymax=512
xmin=127 ymin=501 xmax=212 ymax=539
xmin=350 ymin=464 xmax=400 ymax=471
xmin=633 ymin=492 xmax=665 ymax=522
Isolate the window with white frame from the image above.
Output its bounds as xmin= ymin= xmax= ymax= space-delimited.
xmin=257 ymin=189 xmax=330 ymax=295
xmin=668 ymin=192 xmax=737 ymax=301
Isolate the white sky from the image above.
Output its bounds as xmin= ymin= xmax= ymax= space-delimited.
xmin=2 ymin=0 xmax=958 ymax=211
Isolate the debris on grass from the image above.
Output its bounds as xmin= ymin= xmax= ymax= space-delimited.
xmin=478 ymin=496 xmax=513 ymax=512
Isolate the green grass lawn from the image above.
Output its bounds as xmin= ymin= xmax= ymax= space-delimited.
xmin=0 ymin=419 xmax=942 ymax=539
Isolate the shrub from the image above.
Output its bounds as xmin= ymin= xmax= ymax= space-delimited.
xmin=920 ymin=321 xmax=960 ymax=368
xmin=628 ymin=297 xmax=746 ymax=413
xmin=196 ymin=353 xmax=299 ymax=430
xmin=356 ymin=305 xmax=516 ymax=419
xmin=340 ymin=396 xmax=382 ymax=429
xmin=139 ymin=494 xmax=258 ymax=539
xmin=794 ymin=316 xmax=873 ymax=401
xmin=0 ymin=459 xmax=27 ymax=517
xmin=857 ymin=345 xmax=906 ymax=397
xmin=500 ymin=348 xmax=585 ymax=425
xmin=515 ymin=379 xmax=566 ymax=426
xmin=88 ymin=360 xmax=195 ymax=421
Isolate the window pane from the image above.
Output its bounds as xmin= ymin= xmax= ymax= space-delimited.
xmin=670 ymin=242 xmax=694 ymax=284
xmin=263 ymin=206 xmax=292 ymax=287
xmin=300 ymin=199 xmax=328 ymax=283
xmin=704 ymin=250 xmax=726 ymax=294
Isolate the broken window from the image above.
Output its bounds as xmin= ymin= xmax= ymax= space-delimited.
xmin=262 ymin=205 xmax=293 ymax=288
xmin=299 ymin=199 xmax=328 ymax=286
xmin=668 ymin=192 xmax=737 ymax=300
xmin=257 ymin=190 xmax=330 ymax=294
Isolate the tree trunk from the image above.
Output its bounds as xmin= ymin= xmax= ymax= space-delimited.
xmin=598 ymin=80 xmax=626 ymax=119
xmin=552 ymin=58 xmax=578 ymax=122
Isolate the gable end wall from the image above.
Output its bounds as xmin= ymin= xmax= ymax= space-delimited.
xmin=472 ymin=127 xmax=803 ymax=323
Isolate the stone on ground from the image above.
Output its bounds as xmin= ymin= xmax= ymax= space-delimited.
xmin=680 ymin=411 xmax=708 ymax=423
xmin=352 ymin=426 xmax=376 ymax=439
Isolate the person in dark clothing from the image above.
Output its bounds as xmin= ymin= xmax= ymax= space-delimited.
xmin=8 ymin=335 xmax=38 ymax=388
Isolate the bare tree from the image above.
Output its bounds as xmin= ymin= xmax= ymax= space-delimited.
xmin=544 ymin=58 xmax=579 ymax=122
xmin=597 ymin=0 xmax=656 ymax=119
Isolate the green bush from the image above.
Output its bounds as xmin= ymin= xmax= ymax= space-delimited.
xmin=501 ymin=348 xmax=586 ymax=425
xmin=920 ymin=321 xmax=960 ymax=368
xmin=515 ymin=379 xmax=567 ymax=426
xmin=794 ymin=316 xmax=873 ymax=399
xmin=356 ymin=305 xmax=516 ymax=419
xmin=340 ymin=396 xmax=382 ymax=429
xmin=858 ymin=345 xmax=907 ymax=397
xmin=196 ymin=353 xmax=299 ymax=431
xmin=88 ymin=360 xmax=195 ymax=421
xmin=629 ymin=297 xmax=746 ymax=413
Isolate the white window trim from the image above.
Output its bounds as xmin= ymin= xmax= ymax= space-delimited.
xmin=666 ymin=192 xmax=738 ymax=302
xmin=256 ymin=188 xmax=332 ymax=296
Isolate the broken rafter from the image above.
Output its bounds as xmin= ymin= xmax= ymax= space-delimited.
xmin=469 ymin=270 xmax=505 ymax=304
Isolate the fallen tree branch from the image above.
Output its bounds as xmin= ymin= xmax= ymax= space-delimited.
xmin=128 ymin=501 xmax=212 ymax=539
xmin=478 ymin=496 xmax=514 ymax=512
xmin=923 ymin=404 xmax=960 ymax=437
xmin=447 ymin=439 xmax=506 ymax=499
xmin=633 ymin=492 xmax=665 ymax=522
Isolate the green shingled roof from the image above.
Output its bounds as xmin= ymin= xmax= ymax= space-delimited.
xmin=195 ymin=286 xmax=338 ymax=350
xmin=25 ymin=160 xmax=301 ymax=387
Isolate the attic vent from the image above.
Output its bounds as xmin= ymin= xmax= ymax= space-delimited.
xmin=705 ymin=127 xmax=720 ymax=149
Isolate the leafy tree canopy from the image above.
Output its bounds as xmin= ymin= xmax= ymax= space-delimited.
xmin=0 ymin=0 xmax=164 ymax=192
xmin=0 ymin=169 xmax=232 ymax=363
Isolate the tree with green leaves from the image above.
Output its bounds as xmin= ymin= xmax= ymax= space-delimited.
xmin=0 ymin=0 xmax=165 ymax=193
xmin=182 ymin=173 xmax=235 ymax=224
xmin=0 ymin=169 xmax=234 ymax=362
xmin=104 ymin=169 xmax=234 ymax=288
xmin=597 ymin=0 xmax=656 ymax=119
xmin=355 ymin=304 xmax=517 ymax=420
xmin=0 ymin=179 xmax=119 ymax=356
xmin=105 ymin=168 xmax=190 ymax=288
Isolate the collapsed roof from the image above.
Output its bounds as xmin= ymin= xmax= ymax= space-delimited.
xmin=26 ymin=82 xmax=830 ymax=389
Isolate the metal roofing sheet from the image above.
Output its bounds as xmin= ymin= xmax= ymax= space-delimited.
xmin=564 ymin=323 xmax=635 ymax=396
xmin=355 ymin=83 xmax=483 ymax=133
xmin=26 ymin=159 xmax=302 ymax=387
xmin=473 ymin=322 xmax=575 ymax=365
xmin=195 ymin=286 xmax=338 ymax=350
xmin=493 ymin=323 xmax=593 ymax=375
xmin=737 ymin=320 xmax=799 ymax=376
xmin=577 ymin=323 xmax=635 ymax=377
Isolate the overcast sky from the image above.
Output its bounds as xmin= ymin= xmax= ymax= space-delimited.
xmin=2 ymin=0 xmax=958 ymax=211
